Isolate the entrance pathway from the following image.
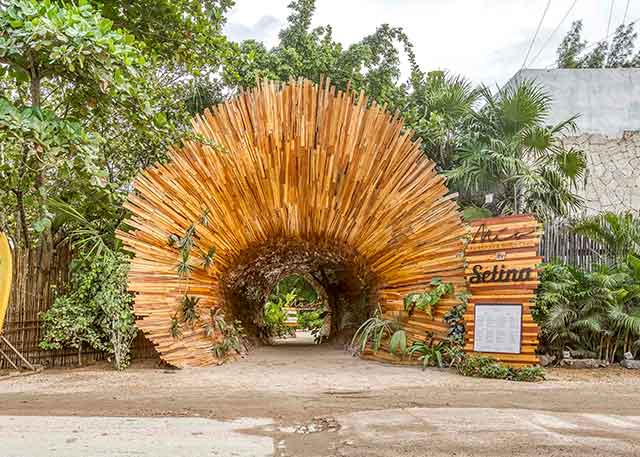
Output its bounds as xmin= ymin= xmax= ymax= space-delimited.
xmin=2 ymin=345 xmax=640 ymax=455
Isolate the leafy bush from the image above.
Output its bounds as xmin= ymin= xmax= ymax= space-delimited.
xmin=40 ymin=252 xmax=137 ymax=369
xmin=457 ymin=355 xmax=545 ymax=382
xmin=534 ymin=256 xmax=640 ymax=361
xmin=444 ymin=293 xmax=468 ymax=344
xmin=404 ymin=278 xmax=453 ymax=318
xmin=297 ymin=309 xmax=324 ymax=331
xmin=263 ymin=289 xmax=296 ymax=338
xmin=408 ymin=329 xmax=466 ymax=369
xmin=297 ymin=308 xmax=327 ymax=343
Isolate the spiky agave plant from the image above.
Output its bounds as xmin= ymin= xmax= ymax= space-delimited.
xmin=182 ymin=295 xmax=200 ymax=324
xmin=200 ymin=246 xmax=216 ymax=270
xmin=351 ymin=307 xmax=406 ymax=356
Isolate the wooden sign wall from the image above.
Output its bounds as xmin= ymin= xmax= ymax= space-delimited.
xmin=463 ymin=215 xmax=542 ymax=367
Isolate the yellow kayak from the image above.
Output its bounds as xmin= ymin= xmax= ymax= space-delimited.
xmin=0 ymin=232 xmax=12 ymax=333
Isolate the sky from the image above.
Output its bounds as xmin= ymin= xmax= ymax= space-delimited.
xmin=224 ymin=0 xmax=640 ymax=87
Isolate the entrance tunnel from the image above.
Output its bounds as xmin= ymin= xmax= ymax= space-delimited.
xmin=118 ymin=80 xmax=467 ymax=367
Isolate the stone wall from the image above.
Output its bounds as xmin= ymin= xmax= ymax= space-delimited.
xmin=563 ymin=132 xmax=640 ymax=214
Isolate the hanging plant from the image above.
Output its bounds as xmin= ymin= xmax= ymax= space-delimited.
xmin=170 ymin=313 xmax=182 ymax=339
xmin=404 ymin=278 xmax=454 ymax=317
xmin=182 ymin=295 xmax=200 ymax=324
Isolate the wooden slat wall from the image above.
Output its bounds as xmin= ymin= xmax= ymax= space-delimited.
xmin=464 ymin=215 xmax=542 ymax=367
xmin=118 ymin=79 xmax=468 ymax=367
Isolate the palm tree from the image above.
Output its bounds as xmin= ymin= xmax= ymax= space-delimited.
xmin=404 ymin=71 xmax=479 ymax=171
xmin=572 ymin=211 xmax=640 ymax=264
xmin=538 ymin=258 xmax=640 ymax=361
xmin=447 ymin=80 xmax=587 ymax=220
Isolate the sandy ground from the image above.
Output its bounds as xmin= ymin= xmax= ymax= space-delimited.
xmin=2 ymin=343 xmax=640 ymax=456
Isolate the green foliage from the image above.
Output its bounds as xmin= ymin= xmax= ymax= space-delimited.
xmin=444 ymin=293 xmax=469 ymax=344
xmin=274 ymin=275 xmax=318 ymax=304
xmin=223 ymin=0 xmax=421 ymax=109
xmin=350 ymin=307 xmax=405 ymax=354
xmin=40 ymin=251 xmax=136 ymax=369
xmin=0 ymin=0 xmax=146 ymax=247
xmin=461 ymin=205 xmax=493 ymax=222
xmin=170 ymin=314 xmax=182 ymax=339
xmin=297 ymin=309 xmax=324 ymax=331
xmin=557 ymin=20 xmax=640 ymax=69
xmin=535 ymin=256 xmax=640 ymax=361
xmin=572 ymin=211 xmax=640 ymax=265
xmin=447 ymin=81 xmax=587 ymax=220
xmin=209 ymin=308 xmax=248 ymax=360
xmin=404 ymin=278 xmax=454 ymax=317
xmin=93 ymin=0 xmax=233 ymax=66
xmin=457 ymin=355 xmax=545 ymax=382
xmin=404 ymin=71 xmax=479 ymax=171
xmin=181 ymin=295 xmax=200 ymax=324
xmin=388 ymin=329 xmax=408 ymax=356
xmin=263 ymin=289 xmax=296 ymax=339
xmin=409 ymin=340 xmax=443 ymax=368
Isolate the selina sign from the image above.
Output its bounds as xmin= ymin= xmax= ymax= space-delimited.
xmin=468 ymin=264 xmax=533 ymax=283
xmin=464 ymin=214 xmax=542 ymax=367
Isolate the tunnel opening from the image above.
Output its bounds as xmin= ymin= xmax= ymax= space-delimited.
xmin=221 ymin=239 xmax=378 ymax=349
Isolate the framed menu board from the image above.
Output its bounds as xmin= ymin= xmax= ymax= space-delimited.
xmin=473 ymin=304 xmax=522 ymax=354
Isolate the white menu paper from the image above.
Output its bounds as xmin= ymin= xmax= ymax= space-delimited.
xmin=473 ymin=304 xmax=522 ymax=354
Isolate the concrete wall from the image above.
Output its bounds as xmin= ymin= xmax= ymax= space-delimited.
xmin=510 ymin=68 xmax=640 ymax=137
xmin=508 ymin=69 xmax=640 ymax=214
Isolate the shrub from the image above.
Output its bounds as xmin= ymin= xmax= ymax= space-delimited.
xmin=40 ymin=252 xmax=136 ymax=369
xmin=457 ymin=355 xmax=545 ymax=382
xmin=351 ymin=307 xmax=406 ymax=355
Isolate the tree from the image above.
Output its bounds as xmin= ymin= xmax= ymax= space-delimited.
xmin=557 ymin=20 xmax=640 ymax=68
xmin=572 ymin=211 xmax=640 ymax=265
xmin=223 ymin=0 xmax=421 ymax=108
xmin=404 ymin=71 xmax=479 ymax=171
xmin=447 ymin=81 xmax=587 ymax=220
xmin=0 ymin=0 xmax=145 ymax=249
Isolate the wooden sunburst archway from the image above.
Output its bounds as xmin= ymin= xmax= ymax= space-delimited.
xmin=118 ymin=79 xmax=467 ymax=367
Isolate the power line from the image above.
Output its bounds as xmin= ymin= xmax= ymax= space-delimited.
xmin=606 ymin=0 xmax=616 ymax=38
xmin=529 ymin=0 xmax=579 ymax=66
xmin=622 ymin=0 xmax=631 ymax=24
xmin=522 ymin=0 xmax=553 ymax=68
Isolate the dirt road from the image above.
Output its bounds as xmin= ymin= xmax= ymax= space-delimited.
xmin=2 ymin=344 xmax=640 ymax=456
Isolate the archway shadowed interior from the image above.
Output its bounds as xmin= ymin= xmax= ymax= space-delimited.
xmin=118 ymin=79 xmax=467 ymax=367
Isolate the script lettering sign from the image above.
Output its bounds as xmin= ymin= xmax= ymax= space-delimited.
xmin=463 ymin=215 xmax=542 ymax=367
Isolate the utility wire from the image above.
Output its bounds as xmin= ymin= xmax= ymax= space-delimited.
xmin=529 ymin=0 xmax=579 ymax=66
xmin=622 ymin=0 xmax=631 ymax=24
xmin=606 ymin=0 xmax=616 ymax=38
xmin=522 ymin=0 xmax=553 ymax=68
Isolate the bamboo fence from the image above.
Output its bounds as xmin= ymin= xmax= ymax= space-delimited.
xmin=539 ymin=220 xmax=610 ymax=270
xmin=1 ymin=243 xmax=157 ymax=369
